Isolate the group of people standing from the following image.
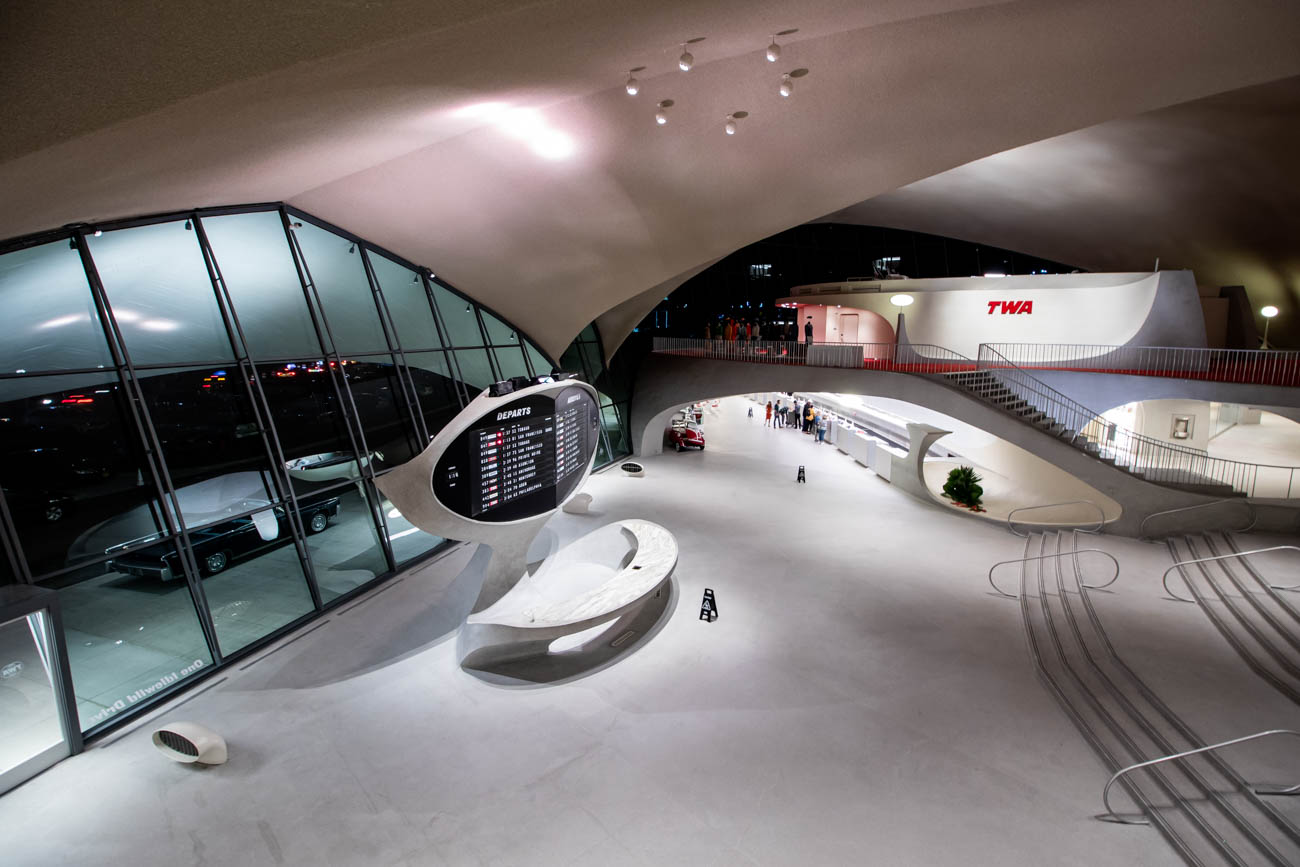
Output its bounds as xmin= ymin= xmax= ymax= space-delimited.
xmin=764 ymin=397 xmax=828 ymax=442
xmin=703 ymin=316 xmax=815 ymax=345
xmin=705 ymin=319 xmax=760 ymax=343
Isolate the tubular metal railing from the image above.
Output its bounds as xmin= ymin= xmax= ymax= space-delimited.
xmin=652 ymin=337 xmax=1300 ymax=498
xmin=975 ymin=344 xmax=1297 ymax=498
xmin=1006 ymin=500 xmax=1106 ymax=537
xmin=988 ymin=547 xmax=1120 ymax=599
xmin=1098 ymin=729 xmax=1300 ymax=824
xmin=983 ymin=343 xmax=1300 ymax=388
xmin=1162 ymin=546 xmax=1300 ymax=602
xmin=1139 ymin=499 xmax=1259 ymax=539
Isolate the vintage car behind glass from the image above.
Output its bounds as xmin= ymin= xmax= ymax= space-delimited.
xmin=108 ymin=496 xmax=341 ymax=580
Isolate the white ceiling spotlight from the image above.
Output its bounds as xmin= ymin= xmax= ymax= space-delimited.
xmin=724 ymin=110 xmax=749 ymax=135
xmin=767 ymin=29 xmax=797 ymax=62
xmin=625 ymin=66 xmax=644 ymax=96
xmin=678 ymin=36 xmax=706 ymax=72
xmin=779 ymin=67 xmax=809 ymax=98
xmin=655 ymin=99 xmax=674 ymax=125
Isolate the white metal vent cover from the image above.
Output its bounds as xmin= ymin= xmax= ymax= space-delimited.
xmin=152 ymin=722 xmax=228 ymax=765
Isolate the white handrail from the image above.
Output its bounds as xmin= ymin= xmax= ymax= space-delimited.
xmin=1139 ymin=499 xmax=1258 ymax=539
xmin=1006 ymin=500 xmax=1105 ymax=537
xmin=988 ymin=548 xmax=1120 ymax=599
xmin=1098 ymin=729 xmax=1300 ymax=825
xmin=1162 ymin=545 xmax=1300 ymax=603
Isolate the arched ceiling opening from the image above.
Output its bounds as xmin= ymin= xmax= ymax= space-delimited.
xmin=823 ymin=74 xmax=1300 ymax=346
xmin=4 ymin=0 xmax=1300 ymax=358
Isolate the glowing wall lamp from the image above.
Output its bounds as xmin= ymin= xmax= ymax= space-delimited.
xmin=1261 ymin=305 xmax=1279 ymax=349
xmin=890 ymin=294 xmax=914 ymax=309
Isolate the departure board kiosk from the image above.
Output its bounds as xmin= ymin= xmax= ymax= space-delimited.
xmin=376 ymin=375 xmax=602 ymax=615
xmin=377 ymin=374 xmax=677 ymax=679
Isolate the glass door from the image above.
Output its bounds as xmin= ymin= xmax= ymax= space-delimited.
xmin=0 ymin=610 xmax=74 ymax=794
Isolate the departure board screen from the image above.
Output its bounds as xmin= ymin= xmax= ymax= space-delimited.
xmin=433 ymin=385 xmax=599 ymax=523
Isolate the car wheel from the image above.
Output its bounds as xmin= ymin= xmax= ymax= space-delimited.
xmin=45 ymin=504 xmax=63 ymax=522
xmin=675 ymin=442 xmax=683 ymax=452
xmin=308 ymin=512 xmax=329 ymax=533
xmin=204 ymin=552 xmax=228 ymax=574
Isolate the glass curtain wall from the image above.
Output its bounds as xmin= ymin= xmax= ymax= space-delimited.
xmin=0 ymin=204 xmax=556 ymax=735
xmin=558 ymin=324 xmax=632 ymax=467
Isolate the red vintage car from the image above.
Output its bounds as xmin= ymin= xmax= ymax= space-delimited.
xmin=665 ymin=419 xmax=705 ymax=452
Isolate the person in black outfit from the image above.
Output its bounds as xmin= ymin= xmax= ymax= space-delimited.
xmin=803 ymin=316 xmax=814 ymax=359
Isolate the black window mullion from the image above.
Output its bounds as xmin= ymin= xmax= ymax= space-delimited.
xmin=279 ymin=209 xmax=382 ymax=484
xmin=193 ymin=214 xmax=323 ymax=611
xmin=73 ymin=224 xmax=226 ymax=665
xmin=359 ymin=248 xmax=430 ymax=445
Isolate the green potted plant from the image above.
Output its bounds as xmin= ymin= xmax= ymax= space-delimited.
xmin=942 ymin=465 xmax=985 ymax=512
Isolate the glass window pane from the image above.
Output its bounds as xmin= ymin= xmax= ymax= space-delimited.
xmin=87 ymin=221 xmax=234 ymax=365
xmin=376 ymin=482 xmax=447 ymax=567
xmin=580 ymin=343 xmax=604 ymax=383
xmin=136 ymin=367 xmax=277 ymax=527
xmin=452 ymin=348 xmax=495 ymax=393
xmin=368 ymin=254 xmax=443 ymax=350
xmin=430 ymin=283 xmax=483 ymax=346
xmin=182 ymin=501 xmax=317 ymax=656
xmin=0 ymin=373 xmax=167 ymax=576
xmin=0 ymin=612 xmax=66 ymax=771
xmin=492 ymin=345 xmax=529 ymax=381
xmin=401 ymin=351 xmax=461 ymax=438
xmin=307 ymin=483 xmax=390 ymax=603
xmin=292 ymin=221 xmax=388 ymax=353
xmin=41 ymin=558 xmax=212 ymax=732
xmin=345 ymin=356 xmax=422 ymax=470
xmin=559 ymin=343 xmax=586 ymax=380
xmin=0 ymin=240 xmax=113 ymax=373
xmin=523 ymin=341 xmax=552 ymax=377
xmin=260 ymin=359 xmax=361 ymax=498
xmin=593 ymin=431 xmax=611 ymax=467
xmin=199 ymin=212 xmax=322 ymax=360
xmin=601 ymin=403 xmax=628 ymax=457
xmin=579 ymin=324 xmax=598 ymax=342
xmin=479 ymin=310 xmax=517 ymax=345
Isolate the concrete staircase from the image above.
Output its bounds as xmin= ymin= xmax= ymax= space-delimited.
xmin=938 ymin=369 xmax=1240 ymax=498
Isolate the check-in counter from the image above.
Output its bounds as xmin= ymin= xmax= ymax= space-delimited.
xmin=835 ymin=423 xmax=906 ymax=482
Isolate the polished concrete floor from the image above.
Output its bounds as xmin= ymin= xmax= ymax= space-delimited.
xmin=3 ymin=398 xmax=1298 ymax=865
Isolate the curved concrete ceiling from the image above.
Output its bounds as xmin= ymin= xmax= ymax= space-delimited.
xmin=4 ymin=1 xmax=1300 ymax=357
xmin=823 ymin=74 xmax=1300 ymax=345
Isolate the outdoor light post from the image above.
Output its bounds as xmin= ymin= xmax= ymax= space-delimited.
xmin=1261 ymin=305 xmax=1279 ymax=349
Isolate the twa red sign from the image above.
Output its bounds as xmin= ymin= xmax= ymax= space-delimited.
xmin=987 ymin=300 xmax=1033 ymax=315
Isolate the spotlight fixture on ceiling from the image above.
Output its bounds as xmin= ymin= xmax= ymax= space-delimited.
xmin=184 ymin=220 xmax=193 ymax=230
xmin=677 ymin=36 xmax=705 ymax=72
xmin=625 ymin=66 xmax=644 ymax=95
xmin=347 ymin=243 xmax=356 ymax=254
xmin=779 ymin=74 xmax=793 ymax=97
xmin=655 ymin=99 xmax=674 ymax=125
xmin=724 ymin=110 xmax=748 ymax=135
xmin=93 ymin=229 xmax=103 ymax=237
xmin=465 ymin=303 xmax=472 ymax=313
xmin=766 ymin=36 xmax=781 ymax=62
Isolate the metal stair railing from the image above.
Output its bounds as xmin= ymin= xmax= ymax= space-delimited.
xmin=1098 ymin=729 xmax=1300 ymax=824
xmin=1162 ymin=545 xmax=1300 ymax=602
xmin=1006 ymin=500 xmax=1106 ymax=536
xmin=982 ymin=342 xmax=1300 ymax=388
xmin=975 ymin=344 xmax=1282 ymax=496
xmin=1139 ymin=499 xmax=1259 ymax=539
xmin=988 ymin=546 xmax=1120 ymax=599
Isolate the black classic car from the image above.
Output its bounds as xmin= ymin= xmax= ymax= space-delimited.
xmin=108 ymin=496 xmax=341 ymax=580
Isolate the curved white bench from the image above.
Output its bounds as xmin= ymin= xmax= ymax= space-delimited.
xmin=461 ymin=519 xmax=677 ymax=669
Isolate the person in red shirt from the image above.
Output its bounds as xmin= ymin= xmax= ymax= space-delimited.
xmin=765 ymin=401 xmax=773 ymax=426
